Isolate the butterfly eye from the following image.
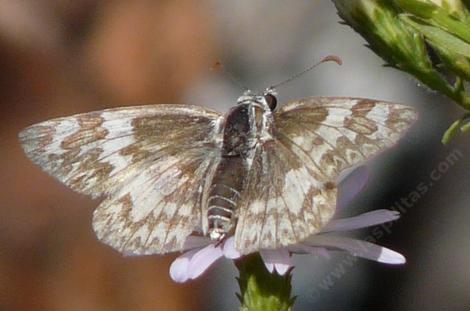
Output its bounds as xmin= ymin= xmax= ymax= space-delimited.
xmin=265 ymin=94 xmax=277 ymax=110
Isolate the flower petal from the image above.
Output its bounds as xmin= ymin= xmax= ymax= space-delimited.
xmin=169 ymin=248 xmax=200 ymax=283
xmin=322 ymin=210 xmax=400 ymax=232
xmin=222 ymin=237 xmax=242 ymax=259
xmin=305 ymin=235 xmax=406 ymax=264
xmin=260 ymin=248 xmax=292 ymax=275
xmin=337 ymin=166 xmax=369 ymax=211
xmin=187 ymin=244 xmax=224 ymax=280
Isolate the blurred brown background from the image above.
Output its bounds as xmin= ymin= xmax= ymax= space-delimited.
xmin=1 ymin=1 xmax=214 ymax=310
xmin=0 ymin=1 xmax=468 ymax=311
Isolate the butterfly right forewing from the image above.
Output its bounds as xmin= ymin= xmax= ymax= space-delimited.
xmin=19 ymin=105 xmax=223 ymax=197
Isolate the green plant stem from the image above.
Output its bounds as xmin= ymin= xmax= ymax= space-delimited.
xmin=235 ymin=253 xmax=294 ymax=311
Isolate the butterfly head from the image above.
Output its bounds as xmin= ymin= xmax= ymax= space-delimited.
xmin=236 ymin=88 xmax=278 ymax=111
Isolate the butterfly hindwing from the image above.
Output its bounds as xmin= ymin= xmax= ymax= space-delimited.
xmin=19 ymin=104 xmax=223 ymax=254
xmin=234 ymin=139 xmax=336 ymax=254
xmin=93 ymin=147 xmax=220 ymax=255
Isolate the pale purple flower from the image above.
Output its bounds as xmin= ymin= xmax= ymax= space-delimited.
xmin=169 ymin=166 xmax=405 ymax=283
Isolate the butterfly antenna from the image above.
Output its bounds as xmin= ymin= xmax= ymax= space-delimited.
xmin=211 ymin=60 xmax=249 ymax=92
xmin=268 ymin=55 xmax=343 ymax=90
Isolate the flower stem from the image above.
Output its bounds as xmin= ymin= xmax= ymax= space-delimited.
xmin=235 ymin=253 xmax=295 ymax=311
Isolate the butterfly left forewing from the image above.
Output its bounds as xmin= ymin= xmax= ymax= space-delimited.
xmin=274 ymin=97 xmax=417 ymax=179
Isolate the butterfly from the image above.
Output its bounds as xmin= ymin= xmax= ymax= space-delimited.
xmin=19 ymin=89 xmax=417 ymax=256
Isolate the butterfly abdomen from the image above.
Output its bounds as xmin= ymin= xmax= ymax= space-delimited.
xmin=207 ymin=156 xmax=249 ymax=240
xmin=207 ymin=103 xmax=261 ymax=241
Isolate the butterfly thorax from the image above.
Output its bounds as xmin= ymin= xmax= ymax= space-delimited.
xmin=207 ymin=99 xmax=272 ymax=241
